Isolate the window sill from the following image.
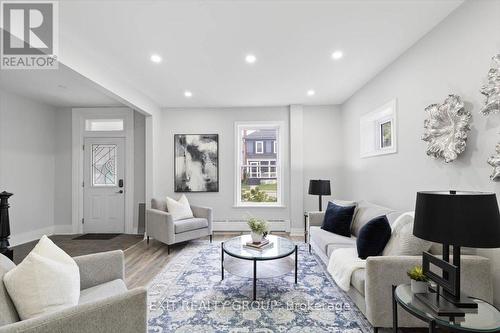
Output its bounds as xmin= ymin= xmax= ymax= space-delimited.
xmin=233 ymin=205 xmax=287 ymax=208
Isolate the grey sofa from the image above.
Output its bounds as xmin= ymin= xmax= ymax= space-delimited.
xmin=308 ymin=200 xmax=493 ymax=331
xmin=0 ymin=250 xmax=147 ymax=333
xmin=146 ymin=198 xmax=213 ymax=253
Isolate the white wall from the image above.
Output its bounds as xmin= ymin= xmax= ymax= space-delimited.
xmin=134 ymin=111 xmax=146 ymax=231
xmin=303 ymin=105 xmax=344 ymax=212
xmin=339 ymin=0 xmax=500 ymax=304
xmin=157 ymin=105 xmax=344 ymax=231
xmin=54 ymin=108 xmax=73 ymax=232
xmin=157 ymin=107 xmax=291 ymax=226
xmin=0 ymin=89 xmax=57 ymax=244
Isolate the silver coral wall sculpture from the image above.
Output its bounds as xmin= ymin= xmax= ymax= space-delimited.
xmin=422 ymin=94 xmax=471 ymax=163
xmin=480 ymin=54 xmax=500 ymax=116
xmin=482 ymin=55 xmax=500 ymax=180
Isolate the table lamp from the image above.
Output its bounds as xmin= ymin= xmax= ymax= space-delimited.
xmin=413 ymin=191 xmax=500 ymax=315
xmin=308 ymin=180 xmax=331 ymax=211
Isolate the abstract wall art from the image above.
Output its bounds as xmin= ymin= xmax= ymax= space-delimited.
xmin=174 ymin=134 xmax=219 ymax=192
xmin=422 ymin=94 xmax=471 ymax=163
xmin=480 ymin=54 xmax=500 ymax=116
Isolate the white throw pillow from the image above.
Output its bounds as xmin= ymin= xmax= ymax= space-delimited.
xmin=3 ymin=235 xmax=80 ymax=320
xmin=166 ymin=194 xmax=194 ymax=221
xmin=382 ymin=212 xmax=432 ymax=256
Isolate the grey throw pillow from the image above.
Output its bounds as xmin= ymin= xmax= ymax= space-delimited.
xmin=383 ymin=212 xmax=432 ymax=256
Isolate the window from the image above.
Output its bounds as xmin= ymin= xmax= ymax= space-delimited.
xmin=380 ymin=120 xmax=392 ymax=148
xmin=360 ymin=99 xmax=397 ymax=158
xmin=236 ymin=123 xmax=282 ymax=207
xmin=255 ymin=141 xmax=264 ymax=154
xmin=85 ymin=119 xmax=124 ymax=131
xmin=91 ymin=144 xmax=117 ymax=186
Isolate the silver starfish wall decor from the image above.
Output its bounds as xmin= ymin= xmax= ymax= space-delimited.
xmin=480 ymin=54 xmax=500 ymax=116
xmin=422 ymin=94 xmax=471 ymax=163
xmin=487 ymin=143 xmax=500 ymax=181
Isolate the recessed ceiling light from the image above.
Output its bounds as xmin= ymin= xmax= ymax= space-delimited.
xmin=184 ymin=90 xmax=193 ymax=98
xmin=307 ymin=90 xmax=315 ymax=96
xmin=150 ymin=54 xmax=162 ymax=63
xmin=245 ymin=54 xmax=257 ymax=64
xmin=331 ymin=50 xmax=343 ymax=60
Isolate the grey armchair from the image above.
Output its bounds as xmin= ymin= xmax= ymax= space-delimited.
xmin=146 ymin=198 xmax=213 ymax=253
xmin=0 ymin=250 xmax=147 ymax=333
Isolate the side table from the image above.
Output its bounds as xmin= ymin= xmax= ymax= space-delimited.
xmin=392 ymin=284 xmax=500 ymax=333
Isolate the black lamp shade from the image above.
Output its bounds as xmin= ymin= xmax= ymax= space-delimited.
xmin=414 ymin=191 xmax=500 ymax=248
xmin=308 ymin=180 xmax=331 ymax=196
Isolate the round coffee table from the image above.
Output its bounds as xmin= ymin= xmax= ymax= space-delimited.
xmin=221 ymin=234 xmax=298 ymax=300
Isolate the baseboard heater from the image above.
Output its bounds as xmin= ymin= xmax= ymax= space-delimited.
xmin=213 ymin=219 xmax=289 ymax=232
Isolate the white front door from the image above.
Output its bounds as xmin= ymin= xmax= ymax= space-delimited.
xmin=83 ymin=137 xmax=125 ymax=233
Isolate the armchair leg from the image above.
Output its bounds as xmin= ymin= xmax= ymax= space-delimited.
xmin=210 ymin=234 xmax=213 ymax=243
xmin=147 ymin=236 xmax=149 ymax=244
xmin=167 ymin=244 xmax=170 ymax=255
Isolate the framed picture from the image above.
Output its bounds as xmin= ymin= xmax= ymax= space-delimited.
xmin=174 ymin=134 xmax=219 ymax=192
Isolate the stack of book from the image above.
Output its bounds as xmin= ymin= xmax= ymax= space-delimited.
xmin=244 ymin=239 xmax=274 ymax=250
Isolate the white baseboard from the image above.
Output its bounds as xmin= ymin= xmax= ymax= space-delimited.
xmin=9 ymin=226 xmax=56 ymax=247
xmin=289 ymin=228 xmax=305 ymax=237
xmin=213 ymin=221 xmax=288 ymax=232
xmin=53 ymin=225 xmax=74 ymax=234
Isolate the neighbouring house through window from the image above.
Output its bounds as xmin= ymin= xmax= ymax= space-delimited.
xmin=236 ymin=122 xmax=282 ymax=206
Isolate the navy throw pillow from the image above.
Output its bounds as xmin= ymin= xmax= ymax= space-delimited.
xmin=321 ymin=202 xmax=356 ymax=237
xmin=356 ymin=215 xmax=392 ymax=259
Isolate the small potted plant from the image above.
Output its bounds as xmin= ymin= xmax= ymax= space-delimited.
xmin=407 ymin=265 xmax=428 ymax=294
xmin=247 ymin=217 xmax=269 ymax=243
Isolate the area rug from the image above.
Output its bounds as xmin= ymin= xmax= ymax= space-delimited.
xmin=148 ymin=241 xmax=372 ymax=333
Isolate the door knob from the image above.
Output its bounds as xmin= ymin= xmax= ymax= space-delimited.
xmin=116 ymin=190 xmax=123 ymax=194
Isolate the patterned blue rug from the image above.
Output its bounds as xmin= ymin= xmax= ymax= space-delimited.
xmin=148 ymin=240 xmax=372 ymax=333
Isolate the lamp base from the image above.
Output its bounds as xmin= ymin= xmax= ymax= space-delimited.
xmin=415 ymin=292 xmax=465 ymax=317
xmin=438 ymin=289 xmax=478 ymax=309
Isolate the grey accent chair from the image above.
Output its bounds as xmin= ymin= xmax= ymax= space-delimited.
xmin=146 ymin=198 xmax=213 ymax=254
xmin=0 ymin=250 xmax=147 ymax=333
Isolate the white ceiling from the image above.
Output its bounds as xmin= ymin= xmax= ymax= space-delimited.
xmin=0 ymin=63 xmax=122 ymax=108
xmin=57 ymin=0 xmax=462 ymax=108
xmin=2 ymin=1 xmax=464 ymax=109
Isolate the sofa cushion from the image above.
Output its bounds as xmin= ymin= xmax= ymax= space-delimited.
xmin=310 ymin=226 xmax=356 ymax=256
xmin=321 ymin=201 xmax=356 ymax=237
xmin=356 ymin=215 xmax=392 ymax=259
xmin=174 ymin=218 xmax=208 ymax=234
xmin=383 ymin=212 xmax=432 ymax=256
xmin=0 ymin=255 xmax=19 ymax=326
xmin=351 ymin=200 xmax=396 ymax=237
xmin=3 ymin=236 xmax=80 ymax=320
xmin=79 ymin=279 xmax=127 ymax=304
xmin=350 ymin=268 xmax=365 ymax=296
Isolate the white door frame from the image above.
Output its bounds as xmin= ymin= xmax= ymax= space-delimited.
xmin=72 ymin=108 xmax=135 ymax=234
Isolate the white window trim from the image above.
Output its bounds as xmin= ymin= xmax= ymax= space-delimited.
xmin=273 ymin=140 xmax=277 ymax=154
xmin=235 ymin=122 xmax=283 ymax=207
xmin=360 ymin=99 xmax=397 ymax=158
xmin=255 ymin=141 xmax=264 ymax=154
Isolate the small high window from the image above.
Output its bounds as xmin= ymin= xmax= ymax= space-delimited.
xmin=85 ymin=119 xmax=124 ymax=132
